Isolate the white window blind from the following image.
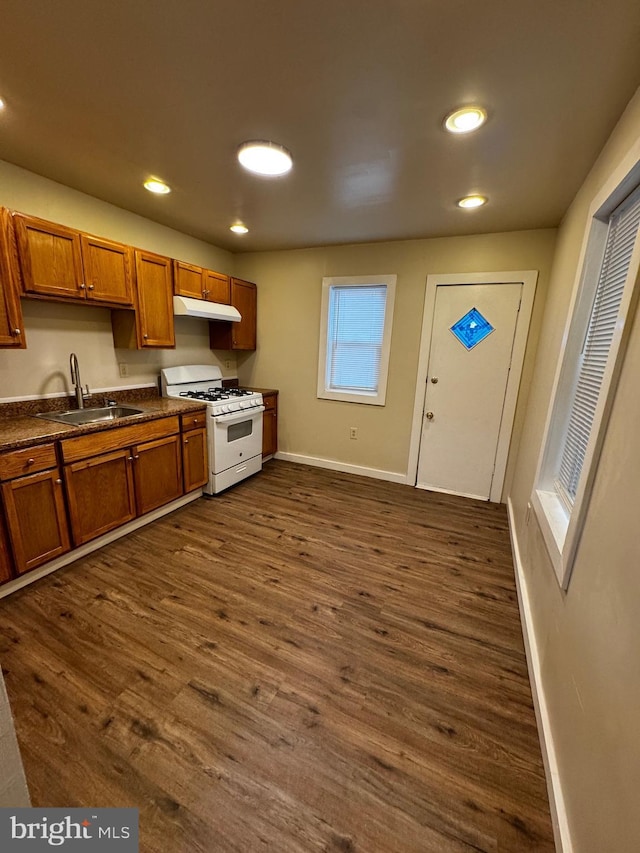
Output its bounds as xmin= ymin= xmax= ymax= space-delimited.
xmin=556 ymin=185 xmax=640 ymax=504
xmin=326 ymin=284 xmax=388 ymax=393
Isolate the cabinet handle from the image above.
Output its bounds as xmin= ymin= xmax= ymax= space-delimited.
xmin=193 ymin=418 xmax=198 ymax=424
xmin=55 ymin=478 xmax=62 ymax=485
xmin=12 ymin=328 xmax=21 ymax=336
xmin=184 ymin=439 xmax=189 ymax=445
xmin=143 ymin=334 xmax=148 ymax=340
xmin=127 ymin=456 xmax=134 ymax=462
xmin=133 ymin=455 xmax=140 ymax=460
xmin=87 ymin=284 xmax=95 ymax=291
xmin=79 ymin=283 xmax=86 ymax=290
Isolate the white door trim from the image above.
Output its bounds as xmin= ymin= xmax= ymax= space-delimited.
xmin=406 ymin=270 xmax=538 ymax=502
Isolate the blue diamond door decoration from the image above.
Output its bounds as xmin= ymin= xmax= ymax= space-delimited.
xmin=450 ymin=307 xmax=494 ymax=350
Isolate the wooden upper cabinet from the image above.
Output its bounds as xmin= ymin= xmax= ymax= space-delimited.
xmin=134 ymin=250 xmax=175 ymax=348
xmin=80 ymin=234 xmax=133 ymax=305
xmin=14 ymin=213 xmax=84 ymax=300
xmin=203 ymin=269 xmax=230 ymax=304
xmin=0 ymin=208 xmax=26 ymax=348
xmin=209 ymin=278 xmax=257 ymax=351
xmin=14 ymin=213 xmax=134 ymax=308
xmin=173 ymin=260 xmax=205 ymax=300
xmin=174 ymin=259 xmax=230 ymax=304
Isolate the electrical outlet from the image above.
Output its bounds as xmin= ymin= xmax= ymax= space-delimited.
xmin=118 ymin=363 xmax=129 ymax=378
xmin=350 ymin=427 xmax=358 ymax=439
xmin=225 ymin=359 xmax=232 ymax=369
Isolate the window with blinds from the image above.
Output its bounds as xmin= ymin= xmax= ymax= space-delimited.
xmin=327 ymin=285 xmax=387 ymax=392
xmin=317 ymin=275 xmax=396 ymax=405
xmin=532 ymin=165 xmax=640 ymax=588
xmin=556 ymin=185 xmax=640 ymax=507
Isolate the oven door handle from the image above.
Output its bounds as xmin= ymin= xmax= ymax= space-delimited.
xmin=213 ymin=406 xmax=265 ymax=425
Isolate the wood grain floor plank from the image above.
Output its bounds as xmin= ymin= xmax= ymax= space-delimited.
xmin=0 ymin=461 xmax=554 ymax=851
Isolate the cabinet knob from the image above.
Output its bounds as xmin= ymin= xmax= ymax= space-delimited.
xmin=193 ymin=418 xmax=198 ymax=424
xmin=79 ymin=283 xmax=86 ymax=290
xmin=26 ymin=458 xmax=35 ymax=465
xmin=184 ymin=439 xmax=189 ymax=445
xmin=127 ymin=456 xmax=134 ymax=462
xmin=12 ymin=328 xmax=21 ymax=336
xmin=133 ymin=455 xmax=140 ymax=460
xmin=143 ymin=334 xmax=148 ymax=340
xmin=87 ymin=284 xmax=95 ymax=291
xmin=55 ymin=478 xmax=62 ymax=485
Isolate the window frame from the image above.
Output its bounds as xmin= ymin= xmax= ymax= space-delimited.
xmin=532 ymin=154 xmax=640 ymax=589
xmin=317 ymin=274 xmax=396 ymax=406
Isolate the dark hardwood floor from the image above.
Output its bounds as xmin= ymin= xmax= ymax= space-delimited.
xmin=0 ymin=461 xmax=554 ymax=852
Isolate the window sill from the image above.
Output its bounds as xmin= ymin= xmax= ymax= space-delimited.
xmin=531 ymin=488 xmax=570 ymax=588
xmin=317 ymin=389 xmax=386 ymax=406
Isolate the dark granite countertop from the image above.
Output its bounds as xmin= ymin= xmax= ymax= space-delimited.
xmin=0 ymin=395 xmax=207 ymax=452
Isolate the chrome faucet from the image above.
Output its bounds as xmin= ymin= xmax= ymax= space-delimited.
xmin=69 ymin=352 xmax=90 ymax=409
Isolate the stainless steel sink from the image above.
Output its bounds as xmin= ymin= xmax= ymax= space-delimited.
xmin=36 ymin=406 xmax=146 ymax=426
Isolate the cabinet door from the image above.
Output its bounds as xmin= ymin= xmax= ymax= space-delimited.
xmin=203 ymin=270 xmax=230 ymax=304
xmin=0 ymin=208 xmax=25 ymax=348
xmin=65 ymin=449 xmax=136 ymax=546
xmin=14 ymin=213 xmax=85 ymax=300
xmin=81 ymin=234 xmax=134 ymax=306
xmin=132 ymin=434 xmax=183 ymax=515
xmin=174 ymin=260 xmax=204 ymax=299
xmin=134 ymin=250 xmax=175 ymax=347
xmin=2 ymin=470 xmax=70 ymax=574
xmin=209 ymin=278 xmax=257 ymax=351
xmin=230 ymin=279 xmax=256 ymax=349
xmin=262 ymin=393 xmax=278 ymax=458
xmin=182 ymin=428 xmax=208 ymax=491
xmin=0 ymin=506 xmax=15 ymax=584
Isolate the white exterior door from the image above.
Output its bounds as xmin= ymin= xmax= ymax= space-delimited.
xmin=416 ymin=282 xmax=522 ymax=500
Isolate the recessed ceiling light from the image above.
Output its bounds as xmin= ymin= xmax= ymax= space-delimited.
xmin=0 ymin=97 xmax=5 ymax=110
xmin=230 ymin=223 xmax=249 ymax=234
xmin=237 ymin=141 xmax=293 ymax=176
xmin=444 ymin=106 xmax=487 ymax=134
xmin=144 ymin=178 xmax=171 ymax=195
xmin=457 ymin=194 xmax=488 ymax=209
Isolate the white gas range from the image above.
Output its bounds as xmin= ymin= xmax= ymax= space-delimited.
xmin=161 ymin=365 xmax=264 ymax=495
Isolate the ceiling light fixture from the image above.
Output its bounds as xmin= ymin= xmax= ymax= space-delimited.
xmin=144 ymin=178 xmax=171 ymax=195
xmin=230 ymin=223 xmax=249 ymax=234
xmin=457 ymin=194 xmax=488 ymax=209
xmin=237 ymin=141 xmax=293 ymax=176
xmin=0 ymin=97 xmax=5 ymax=110
xmin=444 ymin=106 xmax=487 ymax=134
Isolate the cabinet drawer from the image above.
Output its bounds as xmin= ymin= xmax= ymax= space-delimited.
xmin=180 ymin=410 xmax=207 ymax=431
xmin=0 ymin=443 xmax=57 ymax=481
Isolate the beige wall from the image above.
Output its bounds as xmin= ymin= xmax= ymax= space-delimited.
xmin=509 ymin=87 xmax=640 ymax=852
xmin=236 ymin=230 xmax=557 ymax=484
xmin=0 ymin=160 xmax=236 ymax=399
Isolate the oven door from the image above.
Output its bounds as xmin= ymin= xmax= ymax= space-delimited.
xmin=209 ymin=406 xmax=265 ymax=473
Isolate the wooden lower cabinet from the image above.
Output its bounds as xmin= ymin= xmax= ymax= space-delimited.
xmin=64 ymin=433 xmax=183 ymax=546
xmin=182 ymin=427 xmax=208 ymax=491
xmin=0 ymin=508 xmax=14 ymax=583
xmin=64 ymin=448 xmax=136 ymax=546
xmin=133 ymin=434 xmax=183 ymax=514
xmin=1 ymin=468 xmax=70 ymax=574
xmin=262 ymin=390 xmax=278 ymax=458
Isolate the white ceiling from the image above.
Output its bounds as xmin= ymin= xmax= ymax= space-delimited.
xmin=1 ymin=0 xmax=639 ymax=253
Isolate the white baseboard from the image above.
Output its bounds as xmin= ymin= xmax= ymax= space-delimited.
xmin=0 ymin=490 xmax=202 ymax=600
xmin=274 ymin=451 xmax=406 ymax=485
xmin=507 ymin=497 xmax=572 ymax=853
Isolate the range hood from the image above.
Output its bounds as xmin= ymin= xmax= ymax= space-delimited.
xmin=173 ymin=295 xmax=241 ymax=322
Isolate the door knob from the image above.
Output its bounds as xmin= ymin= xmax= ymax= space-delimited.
xmin=425 ymin=411 xmax=434 ymax=420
